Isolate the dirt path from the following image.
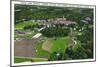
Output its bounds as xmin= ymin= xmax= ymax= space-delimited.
xmin=68 ymin=37 xmax=77 ymax=48
xmin=42 ymin=39 xmax=53 ymax=52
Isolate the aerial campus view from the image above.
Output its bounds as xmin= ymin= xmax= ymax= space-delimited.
xmin=14 ymin=4 xmax=94 ymax=63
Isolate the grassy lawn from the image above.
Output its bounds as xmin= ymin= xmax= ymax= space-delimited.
xmin=14 ymin=57 xmax=48 ymax=63
xmin=35 ymin=37 xmax=69 ymax=57
xmin=50 ymin=37 xmax=69 ymax=53
xmin=15 ymin=21 xmax=38 ymax=30
xmin=35 ymin=42 xmax=50 ymax=58
xmin=14 ymin=57 xmax=31 ymax=63
xmin=32 ymin=58 xmax=48 ymax=62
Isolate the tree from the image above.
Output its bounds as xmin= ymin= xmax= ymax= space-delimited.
xmin=72 ymin=46 xmax=88 ymax=59
xmin=65 ymin=47 xmax=74 ymax=58
xmin=49 ymin=52 xmax=63 ymax=61
xmin=40 ymin=26 xmax=70 ymax=37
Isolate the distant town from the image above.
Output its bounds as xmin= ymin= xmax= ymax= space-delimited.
xmin=14 ymin=5 xmax=94 ymax=63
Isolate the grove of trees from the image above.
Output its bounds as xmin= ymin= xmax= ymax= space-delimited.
xmin=40 ymin=26 xmax=70 ymax=37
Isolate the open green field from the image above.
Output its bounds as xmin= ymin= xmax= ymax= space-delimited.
xmin=14 ymin=57 xmax=31 ymax=63
xmin=50 ymin=37 xmax=69 ymax=53
xmin=35 ymin=42 xmax=50 ymax=57
xmin=15 ymin=21 xmax=38 ymax=30
xmin=35 ymin=37 xmax=69 ymax=57
xmin=14 ymin=57 xmax=48 ymax=63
